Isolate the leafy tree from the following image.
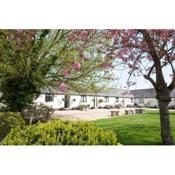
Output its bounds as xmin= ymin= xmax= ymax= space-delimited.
xmin=101 ymin=29 xmax=175 ymax=145
xmin=0 ymin=30 xmax=112 ymax=112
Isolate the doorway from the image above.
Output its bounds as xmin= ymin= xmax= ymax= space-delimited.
xmin=64 ymin=95 xmax=70 ymax=108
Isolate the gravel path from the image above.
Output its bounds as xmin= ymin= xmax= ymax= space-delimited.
xmin=51 ymin=108 xmax=139 ymax=121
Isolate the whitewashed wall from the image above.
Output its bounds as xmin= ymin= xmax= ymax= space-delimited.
xmin=69 ymin=95 xmax=81 ymax=108
xmin=35 ymin=94 xmax=134 ymax=109
xmin=34 ymin=94 xmax=64 ymax=109
xmin=144 ymin=98 xmax=158 ymax=107
xmin=96 ymin=96 xmax=116 ymax=107
xmin=96 ymin=97 xmax=106 ymax=107
xmin=169 ymin=98 xmax=175 ymax=106
xmin=69 ymin=95 xmax=94 ymax=108
xmin=134 ymin=97 xmax=175 ymax=107
xmin=108 ymin=97 xmax=117 ymax=106
xmin=96 ymin=97 xmax=134 ymax=107
xmin=84 ymin=96 xmax=95 ymax=107
xmin=134 ymin=98 xmax=158 ymax=107
xmin=124 ymin=98 xmax=134 ymax=106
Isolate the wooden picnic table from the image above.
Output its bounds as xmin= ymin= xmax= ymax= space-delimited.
xmin=110 ymin=110 xmax=120 ymax=117
xmin=125 ymin=109 xmax=134 ymax=115
xmin=135 ymin=108 xmax=144 ymax=114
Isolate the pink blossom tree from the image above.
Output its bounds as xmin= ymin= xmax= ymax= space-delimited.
xmin=101 ymin=29 xmax=175 ymax=145
xmin=0 ymin=29 xmax=113 ymax=111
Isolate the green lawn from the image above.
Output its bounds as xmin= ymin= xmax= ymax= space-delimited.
xmin=94 ymin=110 xmax=175 ymax=145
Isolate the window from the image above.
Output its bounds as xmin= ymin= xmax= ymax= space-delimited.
xmin=45 ymin=94 xmax=54 ymax=102
xmin=116 ymin=97 xmax=119 ymax=102
xmin=131 ymin=98 xmax=133 ymax=103
xmin=105 ymin=96 xmax=109 ymax=102
xmin=81 ymin=95 xmax=87 ymax=102
xmin=139 ymin=98 xmax=144 ymax=104
xmin=121 ymin=98 xmax=125 ymax=103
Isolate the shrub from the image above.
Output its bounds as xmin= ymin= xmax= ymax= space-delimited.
xmin=103 ymin=105 xmax=113 ymax=109
xmin=2 ymin=120 xmax=118 ymax=145
xmin=0 ymin=112 xmax=25 ymax=142
xmin=98 ymin=99 xmax=103 ymax=103
xmin=0 ymin=106 xmax=9 ymax=112
xmin=59 ymin=107 xmax=65 ymax=111
xmin=77 ymin=105 xmax=88 ymax=111
xmin=168 ymin=105 xmax=175 ymax=109
xmin=126 ymin=104 xmax=134 ymax=108
xmin=114 ymin=104 xmax=122 ymax=109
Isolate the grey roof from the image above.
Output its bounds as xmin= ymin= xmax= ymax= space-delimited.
xmin=41 ymin=86 xmax=62 ymax=94
xmin=41 ymin=87 xmax=134 ymax=98
xmin=96 ymin=89 xmax=134 ymax=98
xmin=131 ymin=88 xmax=175 ymax=98
xmin=131 ymin=88 xmax=156 ymax=98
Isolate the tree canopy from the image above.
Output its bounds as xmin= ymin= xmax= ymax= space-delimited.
xmin=99 ymin=29 xmax=175 ymax=144
xmin=1 ymin=29 xmax=174 ymax=144
xmin=0 ymin=29 xmax=114 ymax=111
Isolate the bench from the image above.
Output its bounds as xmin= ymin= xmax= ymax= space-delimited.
xmin=110 ymin=110 xmax=120 ymax=117
xmin=125 ymin=110 xmax=134 ymax=115
xmin=135 ymin=108 xmax=144 ymax=114
xmin=22 ymin=108 xmax=54 ymax=125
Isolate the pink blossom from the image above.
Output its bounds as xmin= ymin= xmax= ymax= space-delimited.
xmin=113 ymin=37 xmax=118 ymax=45
xmin=79 ymin=31 xmax=88 ymax=38
xmin=16 ymin=44 xmax=24 ymax=49
xmin=77 ymin=47 xmax=83 ymax=53
xmin=68 ymin=35 xmax=75 ymax=41
xmin=58 ymin=83 xmax=66 ymax=92
xmin=63 ymin=69 xmax=69 ymax=77
xmin=173 ymin=40 xmax=175 ymax=46
xmin=72 ymin=62 xmax=81 ymax=70
xmin=121 ymin=57 xmax=128 ymax=63
xmin=16 ymin=29 xmax=24 ymax=33
xmin=6 ymin=34 xmax=14 ymax=41
xmin=100 ymin=63 xmax=111 ymax=68
xmin=26 ymin=34 xmax=34 ymax=41
xmin=128 ymin=63 xmax=133 ymax=69
xmin=128 ymin=29 xmax=137 ymax=36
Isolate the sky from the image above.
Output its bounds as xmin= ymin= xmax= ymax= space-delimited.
xmin=115 ymin=66 xmax=172 ymax=90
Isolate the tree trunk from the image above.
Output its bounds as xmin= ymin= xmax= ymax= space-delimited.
xmin=158 ymin=100 xmax=173 ymax=145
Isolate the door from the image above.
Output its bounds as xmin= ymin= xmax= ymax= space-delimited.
xmin=64 ymin=95 xmax=70 ymax=108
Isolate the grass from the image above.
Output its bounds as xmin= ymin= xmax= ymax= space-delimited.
xmin=94 ymin=110 xmax=175 ymax=145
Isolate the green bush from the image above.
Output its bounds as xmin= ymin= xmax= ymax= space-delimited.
xmin=98 ymin=99 xmax=103 ymax=103
xmin=0 ymin=112 xmax=25 ymax=142
xmin=2 ymin=120 xmax=118 ymax=145
xmin=0 ymin=106 xmax=9 ymax=112
xmin=77 ymin=105 xmax=88 ymax=111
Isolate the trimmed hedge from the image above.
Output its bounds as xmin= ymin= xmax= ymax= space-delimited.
xmin=0 ymin=112 xmax=25 ymax=142
xmin=2 ymin=120 xmax=118 ymax=145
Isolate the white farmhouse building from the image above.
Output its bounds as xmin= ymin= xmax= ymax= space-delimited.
xmin=34 ymin=87 xmax=134 ymax=110
xmin=2 ymin=87 xmax=175 ymax=110
xmin=131 ymin=88 xmax=175 ymax=108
